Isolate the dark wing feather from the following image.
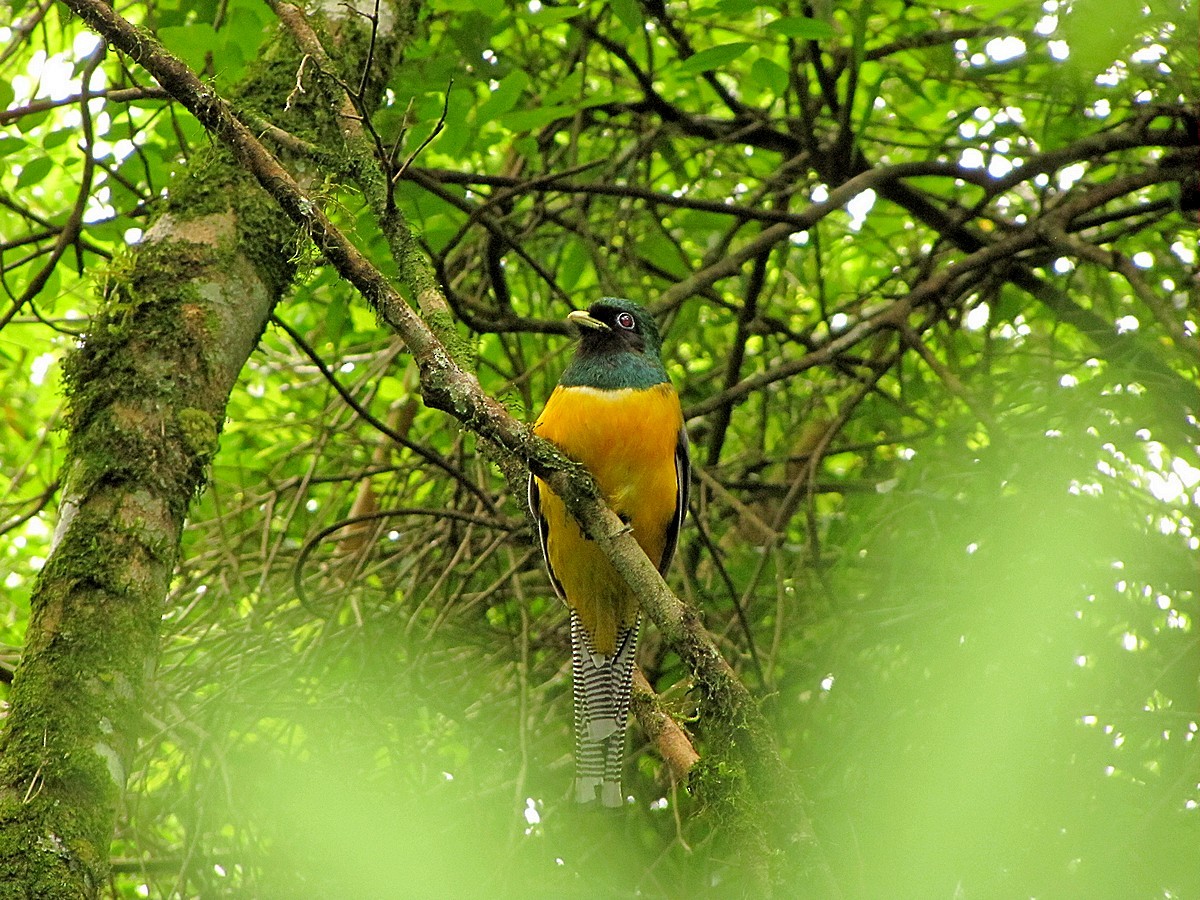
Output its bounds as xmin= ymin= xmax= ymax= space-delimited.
xmin=528 ymin=473 xmax=566 ymax=601
xmin=658 ymin=424 xmax=690 ymax=573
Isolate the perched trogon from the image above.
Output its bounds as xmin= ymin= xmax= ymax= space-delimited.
xmin=528 ymin=298 xmax=690 ymax=807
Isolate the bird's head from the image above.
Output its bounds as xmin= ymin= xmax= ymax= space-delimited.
xmin=559 ymin=298 xmax=670 ymax=390
xmin=567 ymin=297 xmax=663 ymax=359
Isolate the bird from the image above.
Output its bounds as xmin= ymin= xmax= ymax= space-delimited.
xmin=528 ymin=297 xmax=690 ymax=807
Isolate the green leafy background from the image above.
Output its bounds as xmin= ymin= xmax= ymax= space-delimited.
xmin=1 ymin=0 xmax=1197 ymax=895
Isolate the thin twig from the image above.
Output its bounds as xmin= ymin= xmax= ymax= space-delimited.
xmin=269 ymin=313 xmax=498 ymax=512
xmin=393 ymin=79 xmax=453 ymax=184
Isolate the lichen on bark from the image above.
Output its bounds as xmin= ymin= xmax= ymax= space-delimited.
xmin=0 ymin=3 xmax=407 ymax=895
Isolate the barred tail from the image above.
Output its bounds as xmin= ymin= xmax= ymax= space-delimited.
xmin=571 ymin=610 xmax=639 ymax=807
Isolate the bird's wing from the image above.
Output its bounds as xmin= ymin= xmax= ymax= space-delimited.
xmin=658 ymin=424 xmax=690 ymax=573
xmin=527 ymin=473 xmax=566 ymax=602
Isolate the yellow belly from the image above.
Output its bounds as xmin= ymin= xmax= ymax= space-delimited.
xmin=534 ymin=383 xmax=683 ymax=654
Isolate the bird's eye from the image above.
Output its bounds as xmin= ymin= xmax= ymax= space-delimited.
xmin=616 ymin=312 xmax=636 ymax=330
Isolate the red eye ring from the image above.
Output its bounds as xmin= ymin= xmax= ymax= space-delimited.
xmin=616 ymin=312 xmax=636 ymax=330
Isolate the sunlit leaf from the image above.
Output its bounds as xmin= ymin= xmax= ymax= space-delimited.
xmin=676 ymin=42 xmax=753 ymax=75
xmin=15 ymin=155 xmax=53 ymax=189
xmin=0 ymin=136 xmax=28 ymax=157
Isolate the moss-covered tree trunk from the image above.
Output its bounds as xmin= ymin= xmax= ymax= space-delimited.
xmin=0 ymin=6 xmax=406 ymax=896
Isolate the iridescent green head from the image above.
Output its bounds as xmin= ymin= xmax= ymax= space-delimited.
xmin=558 ymin=298 xmax=670 ymax=391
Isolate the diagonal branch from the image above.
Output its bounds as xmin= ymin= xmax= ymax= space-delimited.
xmin=59 ymin=0 xmax=813 ymax=850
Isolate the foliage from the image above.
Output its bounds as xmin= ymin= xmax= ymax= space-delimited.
xmin=1 ymin=0 xmax=1197 ymax=896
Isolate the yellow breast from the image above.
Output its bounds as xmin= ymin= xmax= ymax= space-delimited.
xmin=534 ymin=383 xmax=683 ymax=654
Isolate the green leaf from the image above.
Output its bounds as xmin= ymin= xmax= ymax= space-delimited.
xmin=556 ymin=239 xmax=590 ymax=293
xmin=158 ymin=24 xmax=220 ymax=72
xmin=324 ymin=294 xmax=348 ymax=348
xmin=715 ymin=0 xmax=763 ymax=13
xmin=1059 ymin=0 xmax=1145 ymax=79
xmin=477 ymin=70 xmax=529 ymax=124
xmin=676 ymin=42 xmax=753 ymax=75
xmin=750 ymin=57 xmax=789 ymax=95
xmin=15 ymin=155 xmax=53 ymax=190
xmin=42 ymin=128 xmax=74 ymax=151
xmin=638 ymin=231 xmax=690 ymax=279
xmin=766 ymin=16 xmax=836 ymax=40
xmin=15 ymin=109 xmax=50 ymax=134
xmin=543 ymin=70 xmax=584 ymax=107
xmin=500 ymin=105 xmax=573 ymax=132
xmin=0 ymin=136 xmax=28 ymax=157
xmin=609 ymin=0 xmax=644 ymax=33
xmin=223 ymin=3 xmax=272 ymax=61
xmin=512 ymin=134 xmax=538 ymax=160
xmin=523 ymin=5 xmax=581 ymax=25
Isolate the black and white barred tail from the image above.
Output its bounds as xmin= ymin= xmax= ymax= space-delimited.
xmin=571 ymin=609 xmax=639 ymax=807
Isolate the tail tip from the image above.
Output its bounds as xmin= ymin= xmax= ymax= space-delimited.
xmin=600 ymin=781 xmax=624 ymax=808
xmin=575 ymin=775 xmax=602 ymax=803
xmin=574 ymin=776 xmax=626 ymax=807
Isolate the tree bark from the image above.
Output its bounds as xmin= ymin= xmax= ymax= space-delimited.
xmin=0 ymin=6 xmax=404 ymax=896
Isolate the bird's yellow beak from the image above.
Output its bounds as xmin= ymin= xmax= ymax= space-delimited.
xmin=567 ymin=309 xmax=610 ymax=331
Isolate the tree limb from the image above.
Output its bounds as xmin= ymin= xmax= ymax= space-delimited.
xmin=58 ymin=0 xmax=814 ymax=858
